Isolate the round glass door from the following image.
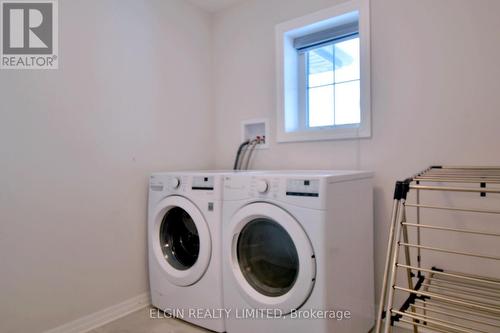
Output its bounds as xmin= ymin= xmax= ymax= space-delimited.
xmin=152 ymin=196 xmax=211 ymax=286
xmin=160 ymin=207 xmax=200 ymax=270
xmin=229 ymin=202 xmax=316 ymax=313
xmin=237 ymin=218 xmax=299 ymax=297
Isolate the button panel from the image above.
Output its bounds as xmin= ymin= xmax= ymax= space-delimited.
xmin=192 ymin=176 xmax=214 ymax=190
xmin=286 ymin=179 xmax=320 ymax=197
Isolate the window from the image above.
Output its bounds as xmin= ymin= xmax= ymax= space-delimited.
xmin=276 ymin=0 xmax=370 ymax=142
xmin=302 ymin=33 xmax=360 ymax=127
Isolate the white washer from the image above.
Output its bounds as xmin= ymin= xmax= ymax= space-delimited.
xmin=148 ymin=171 xmax=227 ymax=332
xmin=222 ymin=171 xmax=374 ymax=333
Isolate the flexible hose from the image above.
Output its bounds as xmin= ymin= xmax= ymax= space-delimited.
xmin=233 ymin=140 xmax=250 ymax=170
xmin=243 ymin=140 xmax=258 ymax=170
xmin=237 ymin=142 xmax=250 ymax=170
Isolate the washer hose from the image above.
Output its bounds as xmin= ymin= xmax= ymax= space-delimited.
xmin=233 ymin=140 xmax=250 ymax=170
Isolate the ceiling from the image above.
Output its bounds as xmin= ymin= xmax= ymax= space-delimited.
xmin=185 ymin=0 xmax=247 ymax=12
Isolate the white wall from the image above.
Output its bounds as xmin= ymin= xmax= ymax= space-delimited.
xmin=212 ymin=0 xmax=500 ymax=306
xmin=0 ymin=0 xmax=213 ymax=332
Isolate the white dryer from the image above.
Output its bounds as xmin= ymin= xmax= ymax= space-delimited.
xmin=222 ymin=171 xmax=374 ymax=333
xmin=148 ymin=171 xmax=226 ymax=332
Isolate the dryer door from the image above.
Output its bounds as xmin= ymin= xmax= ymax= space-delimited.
xmin=152 ymin=195 xmax=211 ymax=286
xmin=229 ymin=202 xmax=316 ymax=314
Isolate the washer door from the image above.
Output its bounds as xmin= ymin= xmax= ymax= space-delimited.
xmin=153 ymin=196 xmax=211 ymax=286
xmin=229 ymin=202 xmax=316 ymax=313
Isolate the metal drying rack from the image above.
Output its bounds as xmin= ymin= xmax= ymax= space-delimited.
xmin=375 ymin=166 xmax=500 ymax=333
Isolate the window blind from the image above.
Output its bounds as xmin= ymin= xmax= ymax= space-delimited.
xmin=294 ymin=21 xmax=358 ymax=53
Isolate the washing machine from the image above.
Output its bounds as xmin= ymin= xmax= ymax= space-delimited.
xmin=222 ymin=171 xmax=374 ymax=333
xmin=148 ymin=171 xmax=226 ymax=332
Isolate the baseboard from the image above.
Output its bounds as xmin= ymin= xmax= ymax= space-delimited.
xmin=44 ymin=293 xmax=150 ymax=333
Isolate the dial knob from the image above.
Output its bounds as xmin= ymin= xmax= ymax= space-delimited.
xmin=170 ymin=177 xmax=180 ymax=189
xmin=256 ymin=180 xmax=269 ymax=193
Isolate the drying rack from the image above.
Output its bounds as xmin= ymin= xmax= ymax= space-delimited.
xmin=375 ymin=166 xmax=500 ymax=333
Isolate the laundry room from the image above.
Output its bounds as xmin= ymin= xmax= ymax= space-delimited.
xmin=1 ymin=0 xmax=499 ymax=333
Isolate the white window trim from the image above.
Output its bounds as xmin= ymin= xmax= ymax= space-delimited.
xmin=275 ymin=0 xmax=371 ymax=143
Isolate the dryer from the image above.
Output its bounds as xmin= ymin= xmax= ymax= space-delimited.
xmin=222 ymin=171 xmax=374 ymax=333
xmin=148 ymin=171 xmax=226 ymax=332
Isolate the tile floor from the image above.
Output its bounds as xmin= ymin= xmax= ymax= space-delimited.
xmin=90 ymin=306 xmax=411 ymax=333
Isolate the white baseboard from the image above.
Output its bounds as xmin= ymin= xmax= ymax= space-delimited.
xmin=44 ymin=293 xmax=150 ymax=333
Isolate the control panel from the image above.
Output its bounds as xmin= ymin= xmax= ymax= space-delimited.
xmin=192 ymin=176 xmax=214 ymax=191
xmin=224 ymin=175 xmax=325 ymax=209
xmin=150 ymin=175 xmax=183 ymax=191
xmin=246 ymin=177 xmax=320 ymax=199
xmin=286 ymin=179 xmax=320 ymax=197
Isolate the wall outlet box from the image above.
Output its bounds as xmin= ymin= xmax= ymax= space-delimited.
xmin=241 ymin=119 xmax=269 ymax=149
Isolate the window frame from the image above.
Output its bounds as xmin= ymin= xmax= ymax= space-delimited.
xmin=276 ymin=0 xmax=371 ymax=142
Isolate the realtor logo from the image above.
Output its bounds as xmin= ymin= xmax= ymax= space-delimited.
xmin=1 ymin=0 xmax=58 ymax=69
